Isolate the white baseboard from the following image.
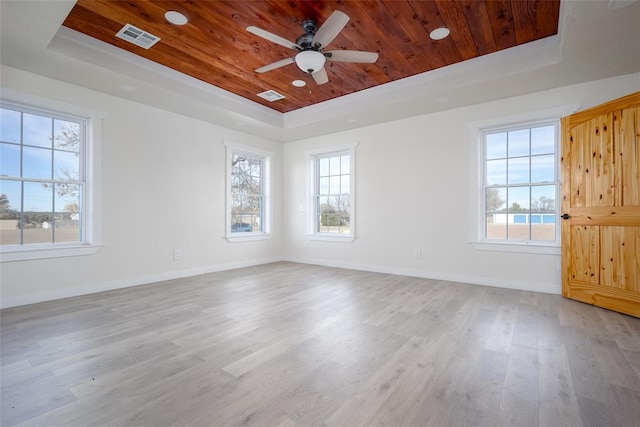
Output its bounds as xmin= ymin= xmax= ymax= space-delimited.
xmin=1 ymin=255 xmax=560 ymax=309
xmin=284 ymin=256 xmax=561 ymax=295
xmin=0 ymin=257 xmax=284 ymax=309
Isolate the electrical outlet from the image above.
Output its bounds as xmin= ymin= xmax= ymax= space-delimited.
xmin=414 ymin=249 xmax=422 ymax=260
xmin=173 ymin=249 xmax=182 ymax=261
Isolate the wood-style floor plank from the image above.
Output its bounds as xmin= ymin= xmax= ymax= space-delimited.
xmin=2 ymin=261 xmax=640 ymax=426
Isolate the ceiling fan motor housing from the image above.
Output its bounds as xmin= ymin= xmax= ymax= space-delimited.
xmin=296 ymin=20 xmax=317 ymax=49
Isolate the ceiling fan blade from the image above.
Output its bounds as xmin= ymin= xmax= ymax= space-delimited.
xmin=312 ymin=10 xmax=349 ymax=48
xmin=326 ymin=50 xmax=379 ymax=63
xmin=255 ymin=57 xmax=295 ymax=73
xmin=246 ymin=26 xmax=300 ymax=51
xmin=311 ymin=67 xmax=329 ymax=85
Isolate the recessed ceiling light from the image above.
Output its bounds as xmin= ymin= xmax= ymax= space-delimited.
xmin=165 ymin=11 xmax=188 ymax=25
xmin=292 ymin=80 xmax=306 ymax=87
xmin=430 ymin=27 xmax=450 ymax=41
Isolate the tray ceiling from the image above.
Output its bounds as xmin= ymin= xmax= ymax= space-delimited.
xmin=61 ymin=0 xmax=560 ymax=113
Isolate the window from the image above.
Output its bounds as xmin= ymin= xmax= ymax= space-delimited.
xmin=308 ymin=143 xmax=356 ymax=242
xmin=224 ymin=142 xmax=271 ymax=242
xmin=1 ymin=103 xmax=85 ymax=245
xmin=0 ymin=93 xmax=103 ymax=262
xmin=482 ymin=121 xmax=559 ymax=244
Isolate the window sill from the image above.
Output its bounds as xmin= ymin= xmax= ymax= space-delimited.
xmin=0 ymin=243 xmax=104 ymax=263
xmin=225 ymin=233 xmax=272 ymax=243
xmin=306 ymin=234 xmax=356 ymax=243
xmin=470 ymin=241 xmax=560 ymax=255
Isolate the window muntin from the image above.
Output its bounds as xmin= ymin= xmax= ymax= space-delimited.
xmin=0 ymin=104 xmax=86 ymax=247
xmin=230 ymin=151 xmax=264 ymax=234
xmin=483 ymin=122 xmax=558 ymax=243
xmin=314 ymin=151 xmax=351 ymax=235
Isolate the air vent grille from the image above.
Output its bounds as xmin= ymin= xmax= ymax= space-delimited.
xmin=116 ymin=24 xmax=160 ymax=49
xmin=257 ymin=90 xmax=285 ymax=102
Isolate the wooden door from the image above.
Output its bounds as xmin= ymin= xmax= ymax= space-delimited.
xmin=561 ymin=91 xmax=640 ymax=318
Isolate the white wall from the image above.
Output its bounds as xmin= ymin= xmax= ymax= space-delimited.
xmin=282 ymin=73 xmax=640 ymax=294
xmin=2 ymin=66 xmax=638 ymax=308
xmin=0 ymin=66 xmax=283 ymax=307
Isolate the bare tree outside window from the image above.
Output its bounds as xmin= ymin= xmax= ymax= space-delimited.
xmin=230 ymin=152 xmax=263 ymax=233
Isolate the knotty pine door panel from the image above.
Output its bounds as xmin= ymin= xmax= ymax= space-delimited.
xmin=561 ymin=92 xmax=640 ymax=317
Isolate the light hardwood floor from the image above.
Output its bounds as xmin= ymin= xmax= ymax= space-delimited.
xmin=1 ymin=262 xmax=639 ymax=426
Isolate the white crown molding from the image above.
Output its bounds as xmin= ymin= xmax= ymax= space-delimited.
xmin=284 ymin=34 xmax=561 ymax=130
xmin=48 ymin=27 xmax=283 ymax=128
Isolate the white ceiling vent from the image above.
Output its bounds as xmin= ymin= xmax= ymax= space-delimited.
xmin=257 ymin=90 xmax=285 ymax=102
xmin=116 ymin=24 xmax=160 ymax=49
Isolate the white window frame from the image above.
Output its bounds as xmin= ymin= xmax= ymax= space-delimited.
xmin=223 ymin=141 xmax=272 ymax=243
xmin=467 ymin=104 xmax=579 ymax=255
xmin=0 ymin=89 xmax=104 ymax=262
xmin=306 ymin=142 xmax=357 ymax=243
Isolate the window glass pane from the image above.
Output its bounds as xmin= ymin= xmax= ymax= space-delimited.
xmin=507 ymin=186 xmax=530 ymax=240
xmin=54 ymin=183 xmax=80 ymax=214
xmin=508 ymin=157 xmax=529 ymax=184
xmin=320 ymin=196 xmax=348 ymax=234
xmin=486 ymin=159 xmax=506 ymax=185
xmin=486 ymin=187 xmax=506 ymax=213
xmin=0 ymin=108 xmax=21 ymax=144
xmin=531 ymin=154 xmax=555 ymax=183
xmin=23 ymin=181 xmax=53 ymax=244
xmin=531 ymin=185 xmax=556 ymax=241
xmin=341 ymin=175 xmax=350 ymax=194
xmin=231 ymin=195 xmax=261 ymax=233
xmin=508 ymin=129 xmax=529 ymax=157
xmin=0 ymin=142 xmax=20 ymax=177
xmin=54 ymin=184 xmax=81 ymax=244
xmin=531 ymin=125 xmax=555 ymax=155
xmin=336 ymin=195 xmax=351 ymax=234
xmin=250 ymin=158 xmax=261 ymax=178
xmin=329 ymin=156 xmax=341 ymax=175
xmin=319 ymin=177 xmax=329 ymax=195
xmin=23 ymin=146 xmax=52 ymax=179
xmin=329 ymin=176 xmax=340 ymax=194
xmin=508 ymin=186 xmax=530 ymax=212
xmin=318 ymin=195 xmax=330 ymax=233
xmin=319 ymin=157 xmax=329 ymax=177
xmin=23 ymin=113 xmax=52 ymax=148
xmin=0 ymin=180 xmax=21 ymax=245
xmin=54 ymin=150 xmax=80 ymax=181
xmin=486 ymin=132 xmax=506 ymax=159
xmin=531 ymin=185 xmax=556 ymax=212
xmin=340 ymin=155 xmax=350 ymax=174
xmin=231 ymin=153 xmax=262 ymax=196
xmin=485 ymin=187 xmax=506 ymax=240
xmin=53 ymin=120 xmax=80 ymax=152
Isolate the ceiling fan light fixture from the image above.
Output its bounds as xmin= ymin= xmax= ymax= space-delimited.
xmin=295 ymin=50 xmax=326 ymax=73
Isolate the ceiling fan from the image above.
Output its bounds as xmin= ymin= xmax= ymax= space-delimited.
xmin=246 ymin=10 xmax=379 ymax=85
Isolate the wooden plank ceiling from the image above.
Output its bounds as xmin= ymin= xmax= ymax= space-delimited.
xmin=62 ymin=0 xmax=560 ymax=113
